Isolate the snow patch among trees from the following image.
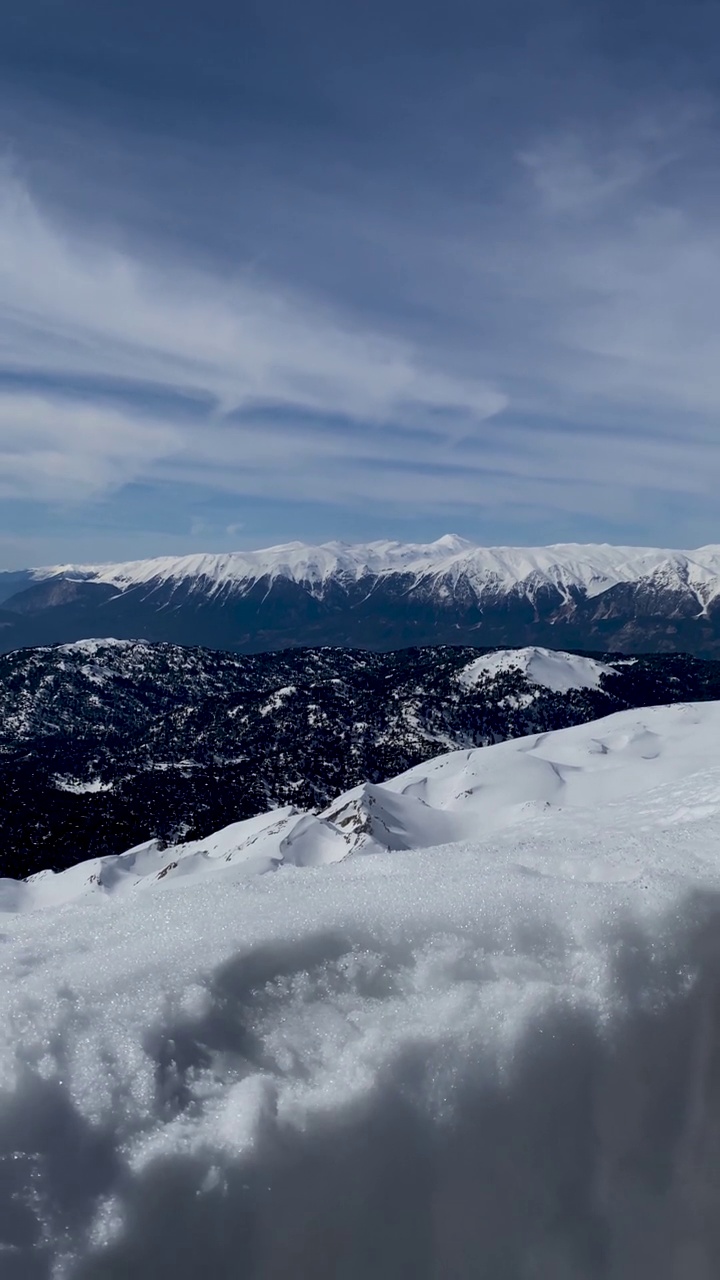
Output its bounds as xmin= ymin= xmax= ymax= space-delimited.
xmin=459 ymin=646 xmax=614 ymax=692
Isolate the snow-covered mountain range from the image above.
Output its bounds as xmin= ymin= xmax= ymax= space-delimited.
xmin=12 ymin=535 xmax=720 ymax=596
xmin=3 ymin=700 xmax=720 ymax=1276
xmin=3 ymin=536 xmax=720 ymax=653
xmin=3 ymin=639 xmax=720 ymax=876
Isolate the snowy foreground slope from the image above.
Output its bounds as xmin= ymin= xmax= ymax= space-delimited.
xmin=2 ymin=704 xmax=720 ymax=1276
xmin=7 ymin=637 xmax=720 ymax=876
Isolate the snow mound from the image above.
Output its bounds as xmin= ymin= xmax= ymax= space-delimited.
xmin=3 ymin=704 xmax=720 ymax=1275
xmin=4 ymin=702 xmax=720 ymax=912
xmin=459 ymin=645 xmax=614 ymax=692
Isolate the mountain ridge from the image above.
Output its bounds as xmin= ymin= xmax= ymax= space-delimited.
xmin=8 ymin=535 xmax=720 ymax=597
xmin=3 ymin=537 xmax=720 ymax=654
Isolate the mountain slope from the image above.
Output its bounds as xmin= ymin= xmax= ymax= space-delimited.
xmin=5 ymin=699 xmax=719 ymax=907
xmin=3 ymin=537 xmax=720 ymax=653
xmin=2 ymin=639 xmax=720 ymax=876
xmin=2 ymin=702 xmax=720 ymax=1277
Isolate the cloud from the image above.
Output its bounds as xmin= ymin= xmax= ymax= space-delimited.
xmin=3 ymin=90 xmax=720 ymax=551
xmin=164 ymin=412 xmax=720 ymax=524
xmin=0 ymin=392 xmax=180 ymax=501
xmin=0 ymin=167 xmax=506 ymax=437
xmin=503 ymin=212 xmax=720 ymax=438
xmin=548 ymin=212 xmax=720 ymax=418
xmin=436 ymin=105 xmax=720 ymax=463
xmin=517 ymin=105 xmax=708 ymax=217
xmin=519 ymin=137 xmax=651 ymax=217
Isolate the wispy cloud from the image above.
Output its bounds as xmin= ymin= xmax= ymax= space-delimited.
xmin=2 ymin=76 xmax=720 ymax=558
xmin=0 ymin=167 xmax=505 ymax=437
xmin=509 ymin=130 xmax=720 ymax=430
xmin=0 ymin=392 xmax=180 ymax=501
xmin=518 ymin=105 xmax=708 ymax=217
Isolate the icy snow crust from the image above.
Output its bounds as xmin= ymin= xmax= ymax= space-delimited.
xmin=29 ymin=534 xmax=720 ymax=604
xmin=2 ymin=704 xmax=720 ymax=1275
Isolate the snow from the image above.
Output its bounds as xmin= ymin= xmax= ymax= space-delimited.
xmin=459 ymin=645 xmax=614 ymax=692
xmin=3 ymin=701 xmax=720 ymax=904
xmin=2 ymin=703 xmax=720 ymax=1274
xmin=53 ymin=778 xmax=115 ymax=795
xmin=28 ymin=537 xmax=720 ymax=605
xmin=258 ymin=684 xmax=296 ymax=716
xmin=55 ymin=639 xmax=136 ymax=655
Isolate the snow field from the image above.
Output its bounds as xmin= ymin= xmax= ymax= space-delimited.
xmin=1 ymin=703 xmax=720 ymax=1275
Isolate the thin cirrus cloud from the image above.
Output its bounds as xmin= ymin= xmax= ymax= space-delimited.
xmin=4 ymin=127 xmax=720 ymax=516
xmin=0 ymin=166 xmax=507 ymax=506
xmin=0 ymin=392 xmax=181 ymax=501
xmin=480 ymin=113 xmax=720 ymax=431
xmin=3 ymin=5 xmax=720 ymax=563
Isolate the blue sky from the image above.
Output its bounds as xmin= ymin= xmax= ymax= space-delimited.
xmin=1 ymin=0 xmax=720 ymax=566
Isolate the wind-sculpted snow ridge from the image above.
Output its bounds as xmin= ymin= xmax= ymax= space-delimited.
xmin=2 ymin=704 xmax=720 ymax=1276
xmin=4 ymin=700 xmax=720 ymax=907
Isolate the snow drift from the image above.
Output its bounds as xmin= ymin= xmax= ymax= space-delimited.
xmin=2 ymin=704 xmax=720 ymax=1276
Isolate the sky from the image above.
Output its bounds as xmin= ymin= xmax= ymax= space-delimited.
xmin=2 ymin=0 xmax=720 ymax=567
